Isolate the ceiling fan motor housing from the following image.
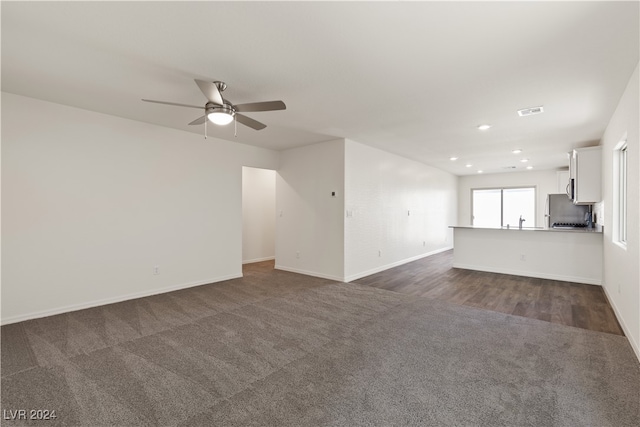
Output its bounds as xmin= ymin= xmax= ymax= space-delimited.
xmin=206 ymin=101 xmax=235 ymax=117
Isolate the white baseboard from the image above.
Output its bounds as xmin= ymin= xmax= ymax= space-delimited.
xmin=344 ymin=247 xmax=453 ymax=282
xmin=242 ymin=256 xmax=275 ymax=264
xmin=273 ymin=265 xmax=344 ymax=282
xmin=0 ymin=273 xmax=242 ymax=326
xmin=274 ymin=247 xmax=453 ymax=283
xmin=451 ymin=263 xmax=602 ymax=286
xmin=601 ymin=284 xmax=640 ymax=363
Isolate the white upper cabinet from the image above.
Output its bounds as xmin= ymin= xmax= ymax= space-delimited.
xmin=571 ymin=146 xmax=601 ymax=205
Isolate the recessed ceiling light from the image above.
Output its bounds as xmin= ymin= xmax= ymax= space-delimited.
xmin=477 ymin=124 xmax=492 ymax=131
xmin=477 ymin=170 xmax=483 ymax=174
xmin=449 ymin=156 xmax=458 ymax=161
xmin=512 ymin=149 xmax=522 ymax=154
xmin=465 ymin=164 xmax=473 ymax=168
xmin=520 ymin=158 xmax=529 ymax=163
xmin=526 ymin=166 xmax=534 ymax=170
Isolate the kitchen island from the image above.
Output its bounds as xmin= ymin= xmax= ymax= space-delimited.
xmin=450 ymin=226 xmax=603 ymax=285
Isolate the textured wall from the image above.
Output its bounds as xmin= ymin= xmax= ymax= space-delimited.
xmin=1 ymin=93 xmax=279 ymax=323
xmin=344 ymin=140 xmax=457 ymax=281
xmin=600 ymin=63 xmax=639 ymax=360
xmin=275 ymin=140 xmax=345 ymax=280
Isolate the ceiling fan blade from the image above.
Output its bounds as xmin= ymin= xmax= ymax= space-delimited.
xmin=235 ymin=114 xmax=267 ymax=130
xmin=188 ymin=115 xmax=207 ymax=126
xmin=194 ymin=79 xmax=224 ymax=105
xmin=142 ymin=99 xmax=204 ymax=109
xmin=234 ymin=100 xmax=286 ymax=113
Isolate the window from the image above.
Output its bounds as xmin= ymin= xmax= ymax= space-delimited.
xmin=615 ymin=141 xmax=627 ymax=246
xmin=472 ymin=189 xmax=502 ymax=227
xmin=472 ymin=187 xmax=536 ymax=227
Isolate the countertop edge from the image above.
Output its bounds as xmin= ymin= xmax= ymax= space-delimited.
xmin=449 ymin=225 xmax=603 ymax=234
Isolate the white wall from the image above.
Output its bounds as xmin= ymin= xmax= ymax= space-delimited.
xmin=344 ymin=140 xmax=457 ymax=281
xmin=275 ymin=139 xmax=345 ymax=280
xmin=457 ymin=169 xmax=558 ymax=227
xmin=1 ymin=93 xmax=279 ymax=324
xmin=453 ymin=228 xmax=603 ymax=285
xmin=242 ymin=167 xmax=276 ymax=263
xmin=600 ymin=63 xmax=639 ymax=360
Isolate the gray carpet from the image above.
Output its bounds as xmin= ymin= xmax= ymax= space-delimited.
xmin=1 ymin=266 xmax=639 ymax=426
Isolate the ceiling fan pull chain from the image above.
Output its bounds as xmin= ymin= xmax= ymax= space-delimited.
xmin=234 ymin=115 xmax=237 ymax=137
xmin=204 ymin=116 xmax=207 ymax=139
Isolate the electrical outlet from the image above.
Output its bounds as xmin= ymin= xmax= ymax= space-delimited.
xmin=378 ymin=250 xmax=382 ymax=257
xmin=153 ymin=266 xmax=160 ymax=275
xmin=423 ymin=241 xmax=426 ymax=247
xmin=296 ymin=251 xmax=300 ymax=259
xmin=520 ymin=254 xmax=526 ymax=261
xmin=618 ymin=283 xmax=621 ymax=294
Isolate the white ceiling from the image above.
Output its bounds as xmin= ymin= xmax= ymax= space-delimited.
xmin=2 ymin=1 xmax=638 ymax=175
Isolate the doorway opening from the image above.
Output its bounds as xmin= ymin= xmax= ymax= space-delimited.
xmin=242 ymin=167 xmax=276 ymax=266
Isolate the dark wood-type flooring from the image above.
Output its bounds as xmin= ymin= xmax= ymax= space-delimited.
xmin=354 ymin=249 xmax=623 ymax=336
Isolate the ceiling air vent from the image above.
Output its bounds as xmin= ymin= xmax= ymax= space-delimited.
xmin=517 ymin=106 xmax=544 ymax=117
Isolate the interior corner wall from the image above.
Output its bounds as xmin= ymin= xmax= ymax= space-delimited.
xmin=242 ymin=167 xmax=276 ymax=264
xmin=275 ymin=139 xmax=345 ymax=281
xmin=600 ymin=63 xmax=640 ymax=360
xmin=344 ymin=140 xmax=457 ymax=282
xmin=457 ymin=169 xmax=558 ymax=228
xmin=1 ymin=92 xmax=279 ymax=324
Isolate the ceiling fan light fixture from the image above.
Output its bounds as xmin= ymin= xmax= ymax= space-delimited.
xmin=144 ymin=80 xmax=285 ymax=131
xmin=207 ymin=105 xmax=235 ymax=125
xmin=208 ymin=112 xmax=234 ymax=125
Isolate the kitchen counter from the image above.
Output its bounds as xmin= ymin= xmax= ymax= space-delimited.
xmin=450 ymin=225 xmax=603 ymax=285
xmin=450 ymin=225 xmax=603 ymax=233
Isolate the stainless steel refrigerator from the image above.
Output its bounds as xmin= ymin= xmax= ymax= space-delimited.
xmin=546 ymin=193 xmax=590 ymax=228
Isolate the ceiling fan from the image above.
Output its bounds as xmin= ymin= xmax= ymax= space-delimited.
xmin=142 ymin=79 xmax=286 ymax=132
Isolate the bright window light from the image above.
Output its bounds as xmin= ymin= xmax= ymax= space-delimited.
xmin=472 ymin=187 xmax=536 ymax=227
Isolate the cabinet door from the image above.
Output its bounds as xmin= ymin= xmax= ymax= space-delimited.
xmin=573 ymin=147 xmax=601 ymax=204
xmin=569 ymin=152 xmax=576 ymax=180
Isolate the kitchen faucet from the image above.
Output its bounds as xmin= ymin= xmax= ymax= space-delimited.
xmin=519 ymin=215 xmax=526 ymax=230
